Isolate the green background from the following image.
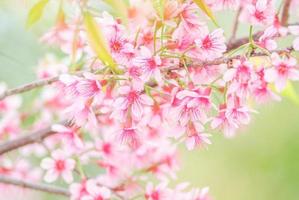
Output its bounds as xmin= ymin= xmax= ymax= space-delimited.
xmin=0 ymin=1 xmax=299 ymax=199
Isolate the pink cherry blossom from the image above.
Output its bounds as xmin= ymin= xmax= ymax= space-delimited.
xmin=51 ymin=124 xmax=84 ymax=149
xmin=194 ymin=29 xmax=226 ymax=61
xmin=112 ymin=85 xmax=154 ymax=121
xmin=145 ymin=182 xmax=170 ymax=200
xmin=41 ymin=149 xmax=75 ymax=183
xmin=185 ymin=122 xmax=211 ymax=150
xmin=265 ymin=53 xmax=299 ymax=91
xmin=81 ymin=180 xmax=111 ymax=200
xmin=258 ymin=27 xmax=277 ymax=50
xmin=211 ymin=104 xmax=239 ymax=138
xmin=117 ymin=126 xmax=141 ymax=149
xmin=207 ymin=0 xmax=240 ymax=10
xmin=133 ymin=46 xmax=163 ymax=83
xmin=70 ymin=180 xmax=89 ymax=200
xmin=241 ymin=0 xmax=275 ymax=26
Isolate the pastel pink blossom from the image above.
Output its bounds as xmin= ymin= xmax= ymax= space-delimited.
xmin=185 ymin=122 xmax=211 ymax=150
xmin=265 ymin=53 xmax=299 ymax=91
xmin=211 ymin=104 xmax=239 ymax=138
xmin=117 ymin=126 xmax=140 ymax=149
xmin=40 ymin=149 xmax=75 ymax=183
xmin=133 ymin=46 xmax=163 ymax=83
xmin=70 ymin=180 xmax=89 ymax=200
xmin=194 ymin=29 xmax=226 ymax=60
xmin=207 ymin=0 xmax=240 ymax=10
xmin=112 ymin=85 xmax=154 ymax=121
xmin=51 ymin=124 xmax=84 ymax=149
xmin=258 ymin=27 xmax=277 ymax=50
xmin=241 ymin=0 xmax=275 ymax=26
xmin=145 ymin=182 xmax=169 ymax=200
xmin=81 ymin=180 xmax=111 ymax=200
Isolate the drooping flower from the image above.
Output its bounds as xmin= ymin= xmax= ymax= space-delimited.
xmin=112 ymin=85 xmax=154 ymax=121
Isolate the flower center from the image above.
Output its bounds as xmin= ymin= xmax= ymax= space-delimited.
xmin=202 ymin=36 xmax=212 ymax=49
xmin=102 ymin=143 xmax=111 ymax=155
xmin=95 ymin=195 xmax=104 ymax=200
xmin=127 ymin=91 xmax=138 ymax=103
xmin=55 ymin=160 xmax=65 ymax=171
xmin=147 ymin=59 xmax=157 ymax=70
xmin=278 ymin=64 xmax=288 ymax=74
xmin=111 ymin=41 xmax=122 ymax=52
xmin=254 ymin=10 xmax=265 ymax=21
xmin=151 ymin=190 xmax=160 ymax=200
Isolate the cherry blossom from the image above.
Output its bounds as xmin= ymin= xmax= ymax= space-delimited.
xmin=265 ymin=53 xmax=299 ymax=91
xmin=81 ymin=180 xmax=111 ymax=200
xmin=194 ymin=29 xmax=226 ymax=61
xmin=40 ymin=150 xmax=75 ymax=183
xmin=112 ymin=85 xmax=154 ymax=121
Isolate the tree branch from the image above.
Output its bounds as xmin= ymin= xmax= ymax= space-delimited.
xmin=229 ymin=7 xmax=242 ymax=43
xmin=0 ymin=121 xmax=68 ymax=156
xmin=0 ymin=69 xmax=98 ymax=101
xmin=281 ymin=0 xmax=292 ymax=26
xmin=227 ymin=31 xmax=263 ymax=51
xmin=0 ymin=76 xmax=59 ymax=101
xmin=0 ymin=175 xmax=70 ymax=197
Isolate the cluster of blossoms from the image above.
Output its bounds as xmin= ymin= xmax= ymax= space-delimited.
xmin=1 ymin=0 xmax=299 ymax=199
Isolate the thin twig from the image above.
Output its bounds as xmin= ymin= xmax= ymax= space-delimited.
xmin=0 ymin=69 xmax=98 ymax=101
xmin=0 ymin=120 xmax=68 ymax=156
xmin=0 ymin=175 xmax=70 ymax=197
xmin=281 ymin=0 xmax=292 ymax=26
xmin=227 ymin=31 xmax=263 ymax=51
xmin=0 ymin=76 xmax=59 ymax=101
xmin=229 ymin=7 xmax=242 ymax=43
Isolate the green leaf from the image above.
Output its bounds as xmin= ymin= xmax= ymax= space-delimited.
xmin=26 ymin=0 xmax=49 ymax=28
xmin=153 ymin=0 xmax=165 ymax=20
xmin=103 ymin=0 xmax=128 ymax=24
xmin=83 ymin=12 xmax=121 ymax=74
xmin=281 ymin=82 xmax=299 ymax=106
xmin=192 ymin=0 xmax=219 ymax=27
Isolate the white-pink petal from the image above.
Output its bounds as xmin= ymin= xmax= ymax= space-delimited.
xmin=41 ymin=158 xmax=55 ymax=170
xmin=44 ymin=169 xmax=59 ymax=183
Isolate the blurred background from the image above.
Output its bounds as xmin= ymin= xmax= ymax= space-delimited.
xmin=0 ymin=1 xmax=299 ymax=200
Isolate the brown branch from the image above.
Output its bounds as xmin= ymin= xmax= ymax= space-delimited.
xmin=0 ymin=175 xmax=70 ymax=197
xmin=0 ymin=121 xmax=68 ymax=156
xmin=281 ymin=0 xmax=292 ymax=26
xmin=0 ymin=76 xmax=59 ymax=101
xmin=227 ymin=31 xmax=263 ymax=51
xmin=0 ymin=69 xmax=99 ymax=101
xmin=229 ymin=7 xmax=242 ymax=43
xmin=190 ymin=49 xmax=291 ymax=68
